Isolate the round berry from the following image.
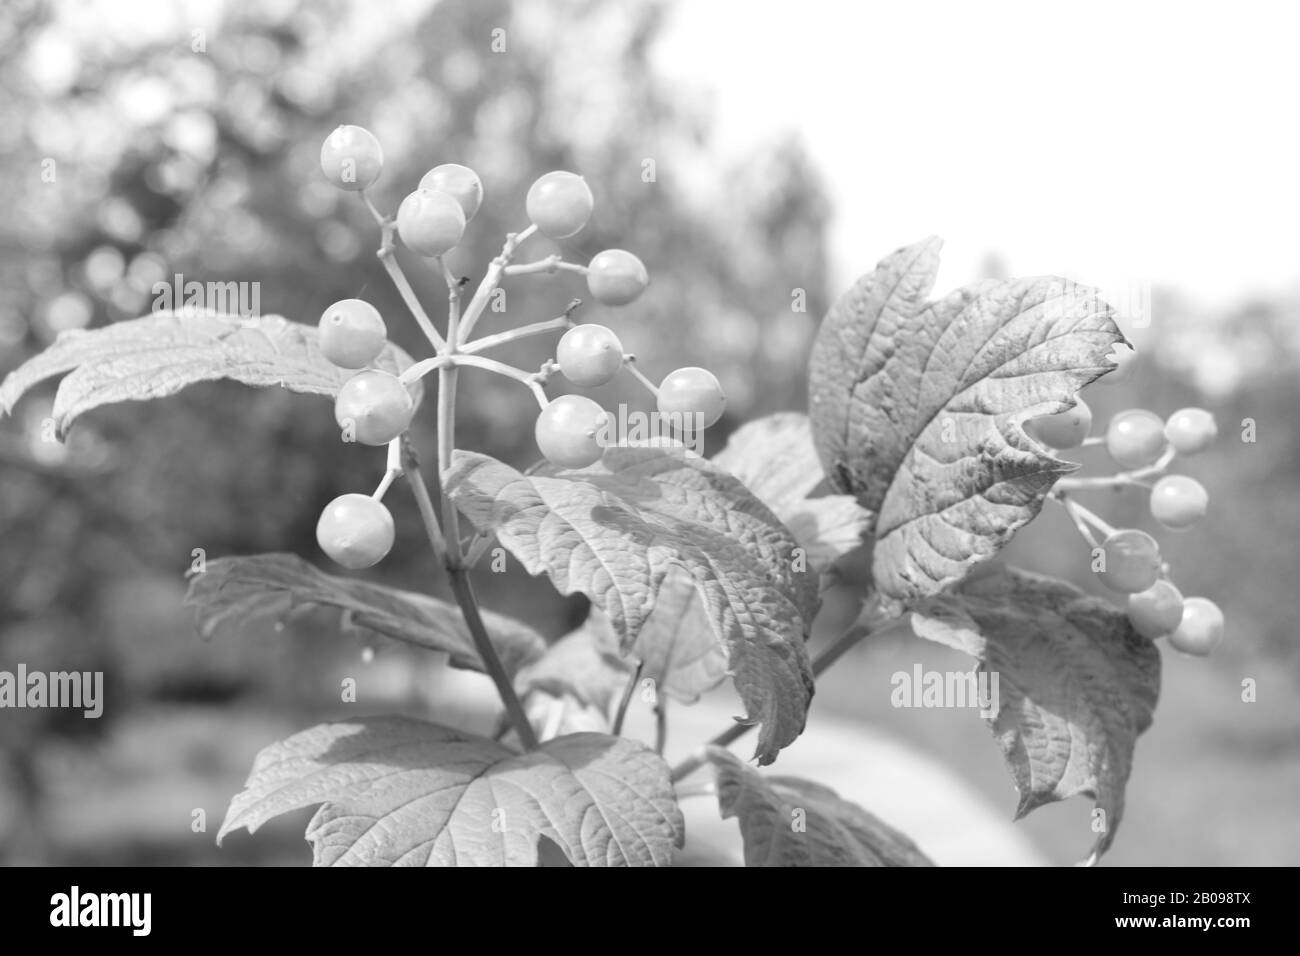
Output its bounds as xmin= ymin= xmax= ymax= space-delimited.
xmin=657 ymin=367 xmax=726 ymax=430
xmin=1096 ymin=528 xmax=1161 ymax=594
xmin=320 ymin=125 xmax=383 ymax=191
xmin=1167 ymin=597 xmax=1224 ymax=656
xmin=1094 ymin=341 xmax=1137 ymax=386
xmin=1029 ymin=395 xmax=1092 ymax=450
xmin=557 ymin=325 xmax=624 ymax=388
xmin=419 ymin=163 xmax=483 ymax=221
xmin=1105 ymin=408 xmax=1168 ymax=468
xmin=586 ymin=250 xmax=649 ymax=306
xmin=1164 ymin=407 xmax=1217 ymax=456
xmin=1126 ymin=580 xmax=1185 ymax=639
xmin=535 ymin=394 xmax=609 ymax=468
xmin=525 ymin=171 xmax=593 ymax=239
xmin=1149 ymin=475 xmax=1208 ymax=531
xmin=318 ymin=299 xmax=387 ymax=369
xmin=334 ymin=369 xmax=414 ymax=446
xmin=396 ymin=188 xmax=466 ymax=257
xmin=317 ymin=494 xmax=395 ymax=569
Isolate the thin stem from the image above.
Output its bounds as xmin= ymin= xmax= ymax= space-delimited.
xmin=612 ymin=662 xmax=644 ymax=736
xmin=1052 ymin=494 xmax=1100 ymax=549
xmin=371 ymin=439 xmax=404 ymax=500
xmin=457 ymin=223 xmax=538 ymax=344
xmin=448 ymin=569 xmax=539 ymax=751
xmin=503 ymin=254 xmax=562 ymax=277
xmin=360 ymin=192 xmax=448 ymax=353
xmin=404 ymin=440 xmax=538 ymax=750
xmin=461 ymin=300 xmax=582 ymax=355
xmin=622 ymin=355 xmax=659 ymax=396
xmin=1066 ymin=495 xmax=1117 ymax=538
xmin=464 ymin=532 xmax=497 ymax=567
xmin=453 ymin=354 xmax=550 ymax=408
xmin=668 ymin=618 xmax=876 ymax=783
xmin=398 ymin=355 xmax=453 ymax=385
xmin=1055 ymin=445 xmax=1176 ymax=492
xmin=436 ymin=367 xmax=462 ymax=549
xmin=654 ymin=699 xmax=668 ymax=756
xmin=437 ymin=256 xmax=461 ymax=348
xmin=1080 ymin=436 xmax=1105 ymax=447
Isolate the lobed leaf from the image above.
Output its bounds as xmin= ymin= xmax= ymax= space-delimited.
xmin=445 ymin=446 xmax=815 ymax=765
xmin=910 ymin=565 xmax=1160 ymax=861
xmin=808 ymin=238 xmax=1125 ymax=607
xmin=0 ymin=310 xmax=421 ymax=436
xmin=219 ymin=717 xmax=683 ymax=867
xmin=707 ymin=748 xmax=935 ymax=866
xmin=184 ymin=553 xmax=545 ymax=680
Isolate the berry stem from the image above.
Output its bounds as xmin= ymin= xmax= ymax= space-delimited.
xmin=398 ymin=355 xmax=453 ymax=385
xmin=402 ymin=437 xmax=539 ymax=751
xmin=621 ymin=355 xmax=659 ymax=396
xmin=612 ymin=661 xmax=644 ymax=737
xmin=456 ymin=223 xmax=539 ymax=344
xmin=371 ymin=438 xmax=404 ymax=500
xmin=1055 ymin=445 xmax=1177 ymax=492
xmin=360 ymin=191 xmax=448 ymax=353
xmin=451 ymin=354 xmax=550 ymax=408
xmin=502 ymin=254 xmax=562 ymax=277
xmin=460 ymin=299 xmax=582 ymax=355
xmin=437 ymin=256 xmax=462 ymax=349
xmin=1052 ymin=493 xmax=1101 ymax=548
xmin=654 ymin=699 xmax=668 ymax=756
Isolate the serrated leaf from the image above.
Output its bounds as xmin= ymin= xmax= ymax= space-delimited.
xmin=219 ymin=718 xmax=683 ymax=867
xmin=631 ymin=569 xmax=730 ymax=704
xmin=707 ymin=748 xmax=935 ymax=867
xmin=513 ymin=610 xmax=632 ymax=715
xmin=0 ymin=310 xmax=421 ymax=436
xmin=713 ymin=412 xmax=872 ymax=572
xmin=445 ymin=446 xmax=815 ymax=765
xmin=807 ymin=238 xmax=1124 ymax=607
xmin=910 ymin=565 xmax=1160 ymax=860
xmin=184 ymin=553 xmax=545 ymax=680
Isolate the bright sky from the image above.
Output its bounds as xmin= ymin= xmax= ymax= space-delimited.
xmin=658 ymin=0 xmax=1300 ymax=308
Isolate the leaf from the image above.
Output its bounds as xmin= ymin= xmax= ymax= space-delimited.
xmin=910 ymin=565 xmax=1160 ymax=861
xmin=184 ymin=553 xmax=545 ymax=680
xmin=218 ymin=718 xmax=684 ymax=867
xmin=445 ymin=445 xmax=815 ymax=765
xmin=712 ymin=412 xmax=872 ymax=572
xmin=0 ymin=310 xmax=421 ymax=436
xmin=513 ymin=610 xmax=632 ymax=715
xmin=707 ymin=748 xmax=935 ymax=867
xmin=631 ymin=569 xmax=730 ymax=704
xmin=807 ymin=238 xmax=1125 ymax=607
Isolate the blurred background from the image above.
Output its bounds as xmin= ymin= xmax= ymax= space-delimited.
xmin=0 ymin=0 xmax=1296 ymax=866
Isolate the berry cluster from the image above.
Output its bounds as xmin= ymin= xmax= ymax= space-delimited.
xmin=311 ymin=125 xmax=727 ymax=569
xmin=1029 ymin=385 xmax=1224 ymax=656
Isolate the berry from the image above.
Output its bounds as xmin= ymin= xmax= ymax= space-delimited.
xmin=317 ymin=493 xmax=395 ymax=569
xmin=419 ymin=163 xmax=483 ymax=221
xmin=1168 ymin=597 xmax=1225 ymax=656
xmin=334 ymin=369 xmax=414 ymax=446
xmin=557 ymin=325 xmax=624 ymax=387
xmin=657 ymin=367 xmax=726 ymax=430
xmin=1105 ymin=408 xmax=1168 ymax=468
xmin=1126 ymin=580 xmax=1185 ymax=639
xmin=1096 ymin=528 xmax=1161 ymax=593
xmin=320 ymin=125 xmax=383 ymax=191
xmin=535 ymin=394 xmax=609 ymax=468
xmin=318 ymin=299 xmax=387 ymax=369
xmin=396 ymin=188 xmax=466 ymax=257
xmin=1164 ymin=407 xmax=1217 ymax=456
xmin=586 ymin=250 xmax=649 ymax=306
xmin=525 ymin=171 xmax=593 ymax=239
xmin=1095 ymin=342 xmax=1137 ymax=386
xmin=1149 ymin=475 xmax=1208 ymax=531
xmin=1029 ymin=395 xmax=1092 ymax=450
